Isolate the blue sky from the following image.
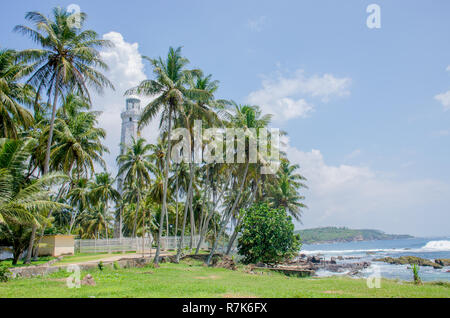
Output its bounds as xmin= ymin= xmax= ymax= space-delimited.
xmin=1 ymin=0 xmax=450 ymax=236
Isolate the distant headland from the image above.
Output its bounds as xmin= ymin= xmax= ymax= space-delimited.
xmin=295 ymin=227 xmax=414 ymax=244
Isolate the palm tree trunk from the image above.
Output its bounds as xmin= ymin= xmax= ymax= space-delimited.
xmin=24 ymin=225 xmax=37 ymax=264
xmin=119 ymin=206 xmax=123 ymax=240
xmin=225 ymin=217 xmax=242 ymax=255
xmin=142 ymin=207 xmax=146 ymax=257
xmin=175 ymin=161 xmax=194 ymax=263
xmin=154 ymin=107 xmax=173 ymax=264
xmin=195 ymin=173 xmax=231 ymax=255
xmin=225 ymin=182 xmax=256 ymax=255
xmin=34 ymin=183 xmax=66 ymax=259
xmin=175 ymin=172 xmax=179 ymax=236
xmin=132 ymin=192 xmax=140 ymax=238
xmin=105 ymin=202 xmax=110 ymax=253
xmin=189 ymin=194 xmax=195 ymax=251
xmin=206 ymin=162 xmax=249 ymax=265
xmin=44 ymin=73 xmax=60 ymax=175
xmin=165 ymin=204 xmax=169 ymax=249
xmin=25 ymin=74 xmax=60 ymax=264
xmin=68 ymin=210 xmax=79 ymax=235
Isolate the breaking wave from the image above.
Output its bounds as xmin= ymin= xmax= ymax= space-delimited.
xmin=422 ymin=240 xmax=450 ymax=251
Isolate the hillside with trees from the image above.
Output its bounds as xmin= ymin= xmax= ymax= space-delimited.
xmin=295 ymin=227 xmax=413 ymax=244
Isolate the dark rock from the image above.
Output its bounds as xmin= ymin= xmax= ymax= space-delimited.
xmin=308 ymin=256 xmax=322 ymax=264
xmin=435 ymin=259 xmax=450 ymax=267
xmin=214 ymin=256 xmax=237 ymax=270
xmin=81 ymin=274 xmax=96 ymax=286
xmin=344 ymin=256 xmax=361 ymax=260
xmin=374 ymin=256 xmax=442 ymax=269
xmin=348 ymin=270 xmax=360 ymax=276
xmin=330 ymin=257 xmax=337 ymax=264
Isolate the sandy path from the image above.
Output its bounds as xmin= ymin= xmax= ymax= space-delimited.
xmin=62 ymin=251 xmax=173 ymax=266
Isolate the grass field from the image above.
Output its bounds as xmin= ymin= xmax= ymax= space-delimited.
xmin=0 ymin=252 xmax=138 ymax=267
xmin=1 ymin=256 xmax=56 ymax=268
xmin=1 ymin=259 xmax=449 ymax=298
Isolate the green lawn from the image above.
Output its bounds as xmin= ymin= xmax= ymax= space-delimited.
xmin=1 ymin=260 xmax=449 ymax=298
xmin=0 ymin=256 xmax=56 ymax=268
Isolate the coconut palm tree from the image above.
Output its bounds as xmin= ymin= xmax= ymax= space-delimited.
xmin=83 ymin=204 xmax=112 ymax=239
xmin=67 ymin=177 xmax=91 ymax=233
xmin=206 ymin=103 xmax=272 ymax=265
xmin=14 ymin=8 xmax=114 ymax=175
xmin=49 ymin=94 xmax=108 ymax=178
xmin=117 ymin=137 xmax=154 ymax=237
xmin=89 ymin=172 xmax=121 ymax=240
xmin=126 ymin=47 xmax=210 ymax=264
xmin=15 ymin=8 xmax=113 ymax=262
xmin=32 ymin=94 xmax=108 ymax=255
xmin=0 ymin=138 xmax=67 ymax=264
xmin=266 ymin=159 xmax=308 ymax=221
xmin=0 ymin=49 xmax=34 ymax=138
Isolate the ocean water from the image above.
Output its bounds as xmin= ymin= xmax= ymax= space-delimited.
xmin=301 ymin=237 xmax=450 ymax=282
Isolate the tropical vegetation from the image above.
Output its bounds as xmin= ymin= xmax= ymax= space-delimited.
xmin=237 ymin=203 xmax=301 ymax=264
xmin=0 ymin=7 xmax=308 ymax=268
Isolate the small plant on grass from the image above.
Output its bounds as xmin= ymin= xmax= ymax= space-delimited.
xmin=144 ymin=262 xmax=157 ymax=269
xmin=412 ymin=264 xmax=421 ymax=285
xmin=98 ymin=261 xmax=104 ymax=271
xmin=0 ymin=262 xmax=11 ymax=282
xmin=113 ymin=261 xmax=120 ymax=270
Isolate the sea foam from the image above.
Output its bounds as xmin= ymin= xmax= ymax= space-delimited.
xmin=422 ymin=240 xmax=450 ymax=251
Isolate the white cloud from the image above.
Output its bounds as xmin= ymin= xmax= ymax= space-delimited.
xmin=247 ymin=69 xmax=351 ymax=121
xmin=92 ymin=32 xmax=159 ymax=175
xmin=434 ymin=129 xmax=450 ymax=136
xmin=285 ymin=144 xmax=450 ymax=236
xmin=435 ymin=91 xmax=450 ymax=111
xmin=434 ymin=66 xmax=450 ymax=111
xmin=247 ymin=16 xmax=267 ymax=32
xmin=345 ymin=149 xmax=362 ymax=160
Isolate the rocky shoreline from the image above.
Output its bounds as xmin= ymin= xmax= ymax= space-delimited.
xmin=261 ymin=254 xmax=372 ymax=277
xmin=269 ymin=255 xmax=450 ymax=278
xmin=374 ymin=256 xmax=450 ymax=269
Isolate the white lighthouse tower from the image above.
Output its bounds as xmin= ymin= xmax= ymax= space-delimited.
xmin=117 ymin=97 xmax=141 ymax=193
xmin=115 ymin=98 xmax=141 ymax=238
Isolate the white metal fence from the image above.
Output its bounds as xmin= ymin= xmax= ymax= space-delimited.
xmin=75 ymin=235 xmax=209 ymax=254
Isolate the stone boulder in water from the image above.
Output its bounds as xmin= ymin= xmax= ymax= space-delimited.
xmin=434 ymin=259 xmax=450 ymax=267
xmin=374 ymin=256 xmax=443 ymax=269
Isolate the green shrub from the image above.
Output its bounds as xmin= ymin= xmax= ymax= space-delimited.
xmin=113 ymin=261 xmax=120 ymax=270
xmin=412 ymin=264 xmax=421 ymax=285
xmin=0 ymin=262 xmax=11 ymax=282
xmin=98 ymin=261 xmax=104 ymax=271
xmin=237 ymin=203 xmax=302 ymax=265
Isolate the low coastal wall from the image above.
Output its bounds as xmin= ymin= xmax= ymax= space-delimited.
xmin=9 ymin=257 xmax=152 ymax=278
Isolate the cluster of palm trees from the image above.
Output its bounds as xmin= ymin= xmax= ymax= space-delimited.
xmin=0 ymin=7 xmax=307 ymax=266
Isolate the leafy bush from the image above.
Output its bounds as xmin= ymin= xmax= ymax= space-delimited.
xmin=412 ymin=264 xmax=421 ymax=285
xmin=98 ymin=261 xmax=104 ymax=271
xmin=237 ymin=203 xmax=301 ymax=265
xmin=0 ymin=262 xmax=11 ymax=282
xmin=113 ymin=261 xmax=120 ymax=270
